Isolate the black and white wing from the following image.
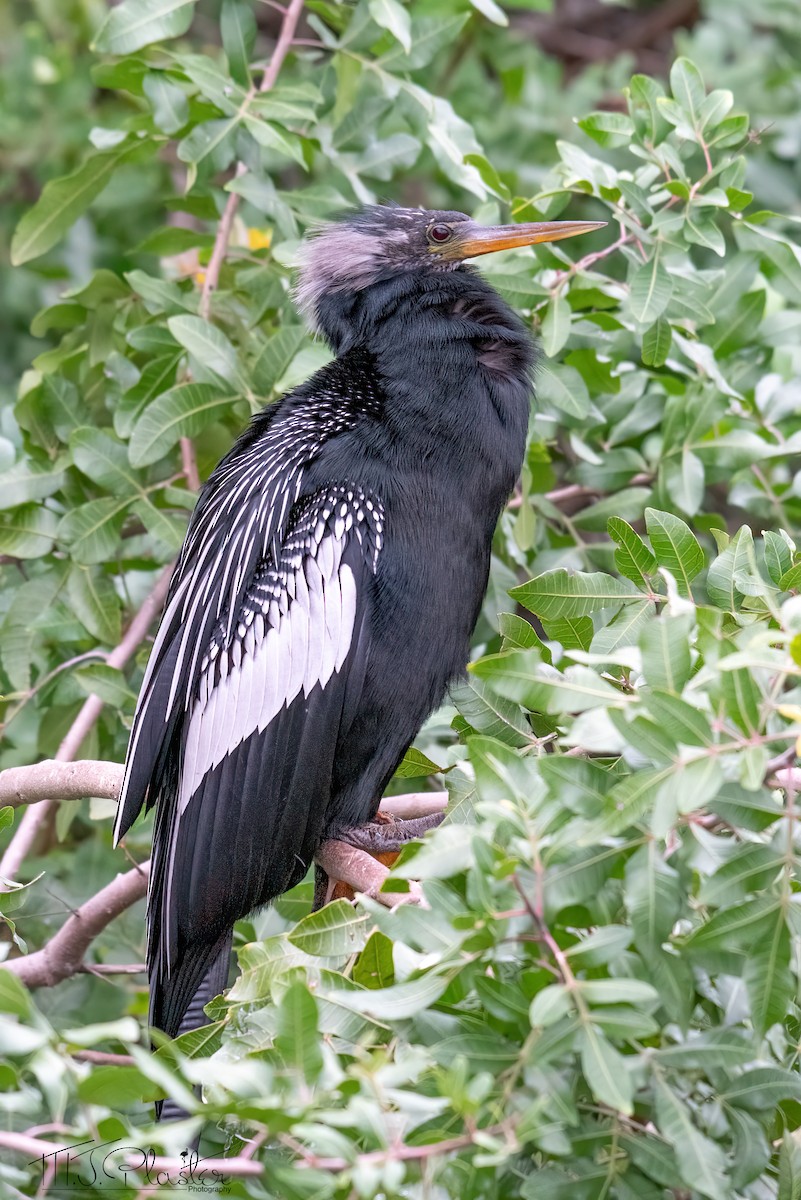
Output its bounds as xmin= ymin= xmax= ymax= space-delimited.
xmin=115 ymin=431 xmax=384 ymax=1036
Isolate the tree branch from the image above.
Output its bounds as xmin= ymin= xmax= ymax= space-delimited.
xmin=0 ymin=758 xmax=444 ymax=986
xmin=0 ymin=758 xmax=447 ymax=820
xmin=0 ymin=567 xmax=174 ymax=887
xmin=4 ymin=861 xmax=150 ymax=987
xmin=199 ymin=0 xmax=305 ymax=318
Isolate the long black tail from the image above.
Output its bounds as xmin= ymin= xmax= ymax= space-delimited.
xmin=155 ymin=932 xmax=232 ymax=1122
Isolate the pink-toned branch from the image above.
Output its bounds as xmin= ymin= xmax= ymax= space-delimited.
xmin=0 ymin=758 xmax=446 ymax=821
xmin=5 ymin=861 xmax=150 ymax=987
xmin=0 ymin=567 xmax=174 ymax=887
xmin=199 ymin=0 xmax=306 ymax=319
xmin=0 ymin=757 xmax=444 ymax=986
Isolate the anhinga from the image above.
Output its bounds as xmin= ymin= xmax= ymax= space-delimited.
xmin=114 ymin=204 xmax=602 ymax=1080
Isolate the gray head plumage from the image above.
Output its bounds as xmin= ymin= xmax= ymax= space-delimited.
xmin=294 ymin=205 xmax=471 ymax=331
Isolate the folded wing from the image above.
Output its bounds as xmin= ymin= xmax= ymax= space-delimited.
xmin=116 ymin=463 xmax=383 ymax=1037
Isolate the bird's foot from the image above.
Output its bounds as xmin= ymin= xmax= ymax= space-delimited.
xmin=312 ymin=811 xmax=445 ymax=910
xmin=338 ymin=810 xmax=445 ymax=854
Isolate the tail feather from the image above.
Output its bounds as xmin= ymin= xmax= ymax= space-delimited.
xmin=154 ymin=931 xmax=232 ymax=1122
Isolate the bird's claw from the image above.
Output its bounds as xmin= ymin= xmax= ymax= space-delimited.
xmin=337 ymin=810 xmax=445 ymax=853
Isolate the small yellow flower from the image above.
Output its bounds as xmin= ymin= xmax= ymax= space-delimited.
xmin=195 ymin=270 xmax=206 ymax=287
xmin=247 ymin=228 xmax=273 ymax=251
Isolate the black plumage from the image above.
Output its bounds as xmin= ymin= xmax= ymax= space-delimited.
xmin=115 ymin=204 xmax=602 ymax=1058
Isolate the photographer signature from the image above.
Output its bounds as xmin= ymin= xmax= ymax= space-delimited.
xmin=29 ymin=1139 xmax=232 ymax=1192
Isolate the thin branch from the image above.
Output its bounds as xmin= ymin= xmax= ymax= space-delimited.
xmin=79 ymin=962 xmax=146 ymax=976
xmin=72 ymin=1049 xmax=136 ymax=1066
xmin=0 ymin=761 xmax=125 ymax=809
xmin=199 ymin=0 xmax=305 ymax=318
xmin=132 ymin=1154 xmax=264 ymax=1179
xmin=0 ymin=759 xmax=447 ymax=822
xmin=180 ymin=436 xmax=201 ymax=492
xmin=0 ymin=567 xmax=173 ymax=887
xmin=550 ymin=223 xmax=633 ymax=292
xmin=4 ymin=862 xmax=150 ymax=987
xmin=771 ymin=768 xmax=801 ymax=791
xmin=137 ymin=1120 xmax=514 ymax=1180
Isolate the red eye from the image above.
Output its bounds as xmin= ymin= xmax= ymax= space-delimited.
xmin=429 ymin=224 xmax=452 ymax=244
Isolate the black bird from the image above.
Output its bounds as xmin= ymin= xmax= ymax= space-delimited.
xmin=114 ymin=204 xmax=602 ymax=1064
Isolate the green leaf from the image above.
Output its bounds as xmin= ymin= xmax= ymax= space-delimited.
xmin=275 ymin=982 xmax=323 ymax=1082
xmin=722 ymin=1066 xmax=801 ymax=1111
xmin=699 ymin=845 xmax=783 ymax=908
xmin=11 ymin=139 xmax=146 ymax=265
xmin=780 ymin=564 xmax=801 ymax=592
xmin=625 ymin=844 xmax=682 ymax=955
xmin=580 ymin=978 xmax=659 ymax=1006
xmin=253 ymin=327 xmax=307 ymax=394
xmin=288 ymin=899 xmax=369 ymax=957
xmin=129 ymin=383 xmax=233 ymax=467
xmin=395 ymin=746 xmax=443 ymax=779
xmin=0 ymin=504 xmax=58 ymax=558
xmin=58 ymin=498 xmax=131 ymax=564
xmin=167 ymin=315 xmax=245 ymax=390
xmin=474 ymin=652 xmax=625 ymax=714
xmin=511 ymin=569 xmax=640 ymax=620
xmin=463 ymin=155 xmax=510 ymax=201
xmin=643 ymin=691 xmax=712 ymax=746
xmin=368 ymin=0 xmax=411 ymax=52
xmin=540 ymin=294 xmax=571 ymax=357
xmin=721 ymin=667 xmax=761 ymax=734
xmin=468 ymin=0 xmax=508 ymax=26
xmin=764 ymin=531 xmax=793 ymax=586
xmin=669 ymin=57 xmax=706 ymax=132
xmin=353 ymin=931 xmax=394 ymax=990
xmin=630 ymin=256 xmax=673 ymax=325
xmin=542 ymin=615 xmax=593 ymax=653
xmin=778 ymin=1132 xmax=801 ymax=1200
xmin=67 ymin=566 xmax=122 ymax=644
xmin=449 ymin=676 xmax=531 ymax=747
xmin=221 ymin=0 xmax=256 ymax=87
xmin=642 ymin=317 xmax=672 ymax=367
xmin=579 ymin=1026 xmax=633 ymax=1114
xmin=70 ymin=428 xmax=141 ymax=495
xmin=0 ymin=457 xmax=69 ymax=512
xmin=743 ymin=909 xmax=793 ymax=1037
xmin=565 ymin=926 xmax=632 ymax=967
xmin=73 ymin=663 xmax=135 ymax=708
xmin=78 ymin=1064 xmax=160 ymax=1106
xmin=537 ymin=363 xmax=591 ymax=418
xmin=707 ymin=525 xmax=754 ymax=610
xmin=608 ymin=517 xmax=658 ymax=589
xmin=645 ymin=508 xmax=704 ymax=597
xmin=143 ymin=72 xmax=189 ymax=134
xmin=639 ymin=614 xmax=692 ymax=692
xmin=324 ymin=972 xmax=450 ymax=1020
xmin=577 ymin=111 xmax=634 ymax=148
xmin=654 ymin=1074 xmax=728 ymax=1200
xmin=591 ymin=598 xmax=654 ymax=655
xmin=663 ymin=448 xmax=704 ymax=516
xmin=685 ymin=896 xmax=781 ymax=953
xmin=93 ymin=0 xmax=197 ymax=54
xmin=0 ymin=969 xmax=31 ymax=1018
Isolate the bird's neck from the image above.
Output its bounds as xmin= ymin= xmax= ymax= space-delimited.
xmin=332 ymin=266 xmax=532 ymax=450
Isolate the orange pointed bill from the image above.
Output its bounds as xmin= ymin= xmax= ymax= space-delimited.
xmin=457 ymin=219 xmax=606 ymax=259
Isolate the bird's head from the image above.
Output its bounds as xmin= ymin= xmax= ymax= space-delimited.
xmin=295 ymin=204 xmax=604 ymax=334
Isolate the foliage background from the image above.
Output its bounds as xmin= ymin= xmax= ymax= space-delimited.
xmin=1 ymin=0 xmax=801 ymax=1195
